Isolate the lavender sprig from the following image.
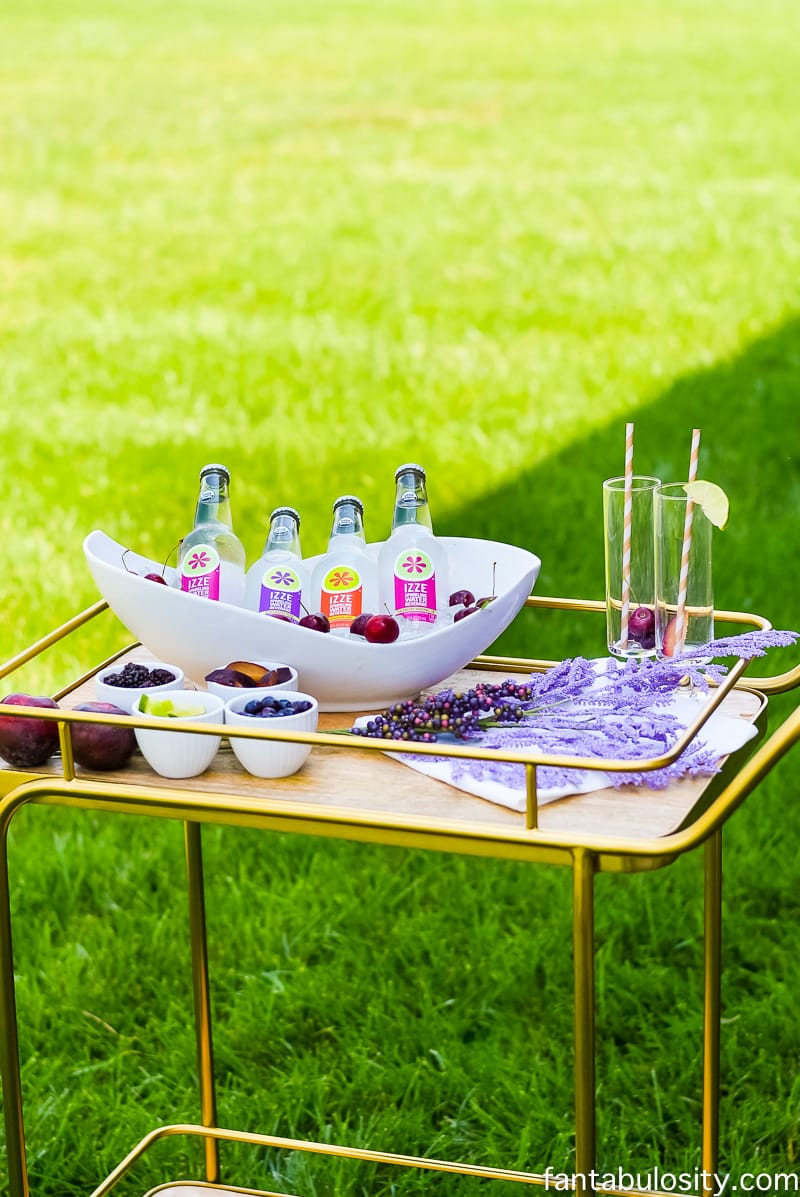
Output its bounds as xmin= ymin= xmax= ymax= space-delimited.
xmin=674 ymin=628 xmax=798 ymax=660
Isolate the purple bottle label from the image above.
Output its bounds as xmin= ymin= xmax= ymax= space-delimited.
xmin=259 ymin=565 xmax=303 ymax=621
xmin=393 ymin=549 xmax=436 ymax=622
xmin=181 ymin=544 xmax=221 ymax=600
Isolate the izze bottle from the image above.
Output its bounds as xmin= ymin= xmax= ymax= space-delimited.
xmin=245 ymin=506 xmax=307 ymax=622
xmin=178 ymin=464 xmax=246 ymax=606
xmin=309 ymin=496 xmax=378 ymax=633
xmin=378 ymin=464 xmax=449 ymax=634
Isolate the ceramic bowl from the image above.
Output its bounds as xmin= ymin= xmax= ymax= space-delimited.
xmin=205 ymin=661 xmax=298 ymax=701
xmin=224 ymin=690 xmax=319 ymax=779
xmin=95 ymin=660 xmax=185 ymax=714
xmin=134 ymin=689 xmax=225 ymax=779
xmin=84 ymin=530 xmax=542 ymax=711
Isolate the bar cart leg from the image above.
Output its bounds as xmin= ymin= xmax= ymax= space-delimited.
xmin=573 ymin=848 xmax=596 ymax=1195
xmin=702 ymin=830 xmax=723 ymax=1194
xmin=0 ymin=816 xmax=30 ymax=1197
xmin=184 ymin=821 xmax=220 ymax=1184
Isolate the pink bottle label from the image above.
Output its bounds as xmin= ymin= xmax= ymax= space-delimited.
xmin=259 ymin=565 xmax=303 ymax=621
xmin=181 ymin=544 xmax=221 ymax=600
xmin=393 ymin=549 xmax=436 ymax=622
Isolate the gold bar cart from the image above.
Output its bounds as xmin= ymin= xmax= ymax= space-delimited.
xmin=0 ymin=596 xmax=798 ymax=1197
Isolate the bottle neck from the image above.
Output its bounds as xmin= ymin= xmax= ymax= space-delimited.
xmin=265 ymin=514 xmax=301 ymax=557
xmin=328 ymin=501 xmax=366 ymax=549
xmin=194 ymin=473 xmax=234 ymax=530
xmin=391 ymin=473 xmax=432 ymax=532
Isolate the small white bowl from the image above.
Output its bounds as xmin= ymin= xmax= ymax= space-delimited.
xmin=224 ymin=689 xmax=318 ymax=779
xmin=96 ymin=660 xmax=185 ymax=715
xmin=134 ymin=689 xmax=224 ymax=779
xmin=205 ymin=661 xmax=298 ymax=701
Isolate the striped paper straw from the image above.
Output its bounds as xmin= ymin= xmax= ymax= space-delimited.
xmin=674 ymin=427 xmax=701 ymax=653
xmin=619 ymin=422 xmax=634 ymax=650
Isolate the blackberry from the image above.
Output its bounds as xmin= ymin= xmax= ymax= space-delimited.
xmin=103 ymin=663 xmax=176 ymax=688
xmin=148 ymin=668 xmax=177 ymax=686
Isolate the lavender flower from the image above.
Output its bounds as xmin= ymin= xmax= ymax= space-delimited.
xmin=414 ymin=627 xmax=797 ymax=795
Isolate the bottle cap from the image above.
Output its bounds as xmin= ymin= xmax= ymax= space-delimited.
xmin=332 ymin=495 xmax=364 ymax=514
xmin=394 ymin=463 xmax=425 ymax=481
xmin=270 ymin=506 xmax=301 ymax=526
xmin=199 ymin=463 xmax=230 ymax=483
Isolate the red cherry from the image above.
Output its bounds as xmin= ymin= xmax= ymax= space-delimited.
xmin=299 ymin=612 xmax=331 ymax=633
xmin=364 ymin=614 xmax=400 ymax=643
xmin=449 ymin=589 xmax=475 ymax=608
xmin=454 ymin=606 xmax=479 ymax=622
xmin=661 ymin=616 xmax=678 ymax=657
xmin=350 ymin=613 xmax=374 ymax=636
xmin=628 ymin=606 xmax=656 ymax=649
xmin=144 ymin=572 xmax=168 ymax=584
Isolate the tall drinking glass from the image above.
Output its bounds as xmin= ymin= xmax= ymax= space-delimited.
xmin=654 ymin=483 xmax=714 ymax=657
xmin=602 ymin=475 xmax=660 ymax=658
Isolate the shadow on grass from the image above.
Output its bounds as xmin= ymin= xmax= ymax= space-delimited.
xmin=436 ymin=315 xmax=800 ymax=667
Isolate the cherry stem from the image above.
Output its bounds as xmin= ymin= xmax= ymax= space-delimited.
xmin=162 ymin=539 xmax=183 ymax=575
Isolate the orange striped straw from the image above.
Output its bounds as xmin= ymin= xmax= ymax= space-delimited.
xmin=674 ymin=427 xmax=701 ymax=653
xmin=619 ymin=422 xmax=634 ymax=649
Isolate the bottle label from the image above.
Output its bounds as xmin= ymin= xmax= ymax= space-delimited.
xmin=181 ymin=543 xmax=221 ymax=600
xmin=393 ymin=549 xmax=436 ymax=622
xmin=259 ymin=566 xmax=303 ymax=621
xmin=319 ymin=565 xmax=363 ymax=628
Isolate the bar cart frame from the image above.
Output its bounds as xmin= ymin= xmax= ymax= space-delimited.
xmin=1 ymin=595 xmax=798 ymax=1197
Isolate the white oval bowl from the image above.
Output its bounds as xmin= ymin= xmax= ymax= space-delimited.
xmin=95 ymin=661 xmax=185 ymax=714
xmin=84 ymin=531 xmax=541 ymax=711
xmin=205 ymin=661 xmax=298 ymax=701
xmin=134 ymin=689 xmax=224 ymax=779
xmin=224 ymin=690 xmax=319 ymax=779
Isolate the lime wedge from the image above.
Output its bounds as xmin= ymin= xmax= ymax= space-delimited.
xmin=683 ymin=480 xmax=730 ymax=530
xmin=138 ymin=694 xmax=205 ymax=718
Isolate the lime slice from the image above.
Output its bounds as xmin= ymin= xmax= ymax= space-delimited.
xmin=683 ymin=480 xmax=730 ymax=530
xmin=138 ymin=694 xmax=204 ymax=718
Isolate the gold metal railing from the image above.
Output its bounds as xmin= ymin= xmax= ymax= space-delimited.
xmin=0 ymin=597 xmax=797 ymax=1197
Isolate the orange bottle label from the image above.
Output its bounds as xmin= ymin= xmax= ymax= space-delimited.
xmin=319 ymin=565 xmax=363 ymax=628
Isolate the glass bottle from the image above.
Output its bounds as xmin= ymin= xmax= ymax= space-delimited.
xmin=245 ymin=506 xmax=307 ymax=622
xmin=178 ymin=464 xmax=246 ymax=606
xmin=309 ymin=496 xmax=379 ymax=633
xmin=378 ymin=463 xmax=450 ymax=633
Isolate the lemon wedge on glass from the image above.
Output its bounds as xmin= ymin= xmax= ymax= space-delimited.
xmin=683 ymin=481 xmax=730 ymax=530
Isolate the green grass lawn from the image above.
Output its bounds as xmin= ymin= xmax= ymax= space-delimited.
xmin=1 ymin=0 xmax=799 ymax=1192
